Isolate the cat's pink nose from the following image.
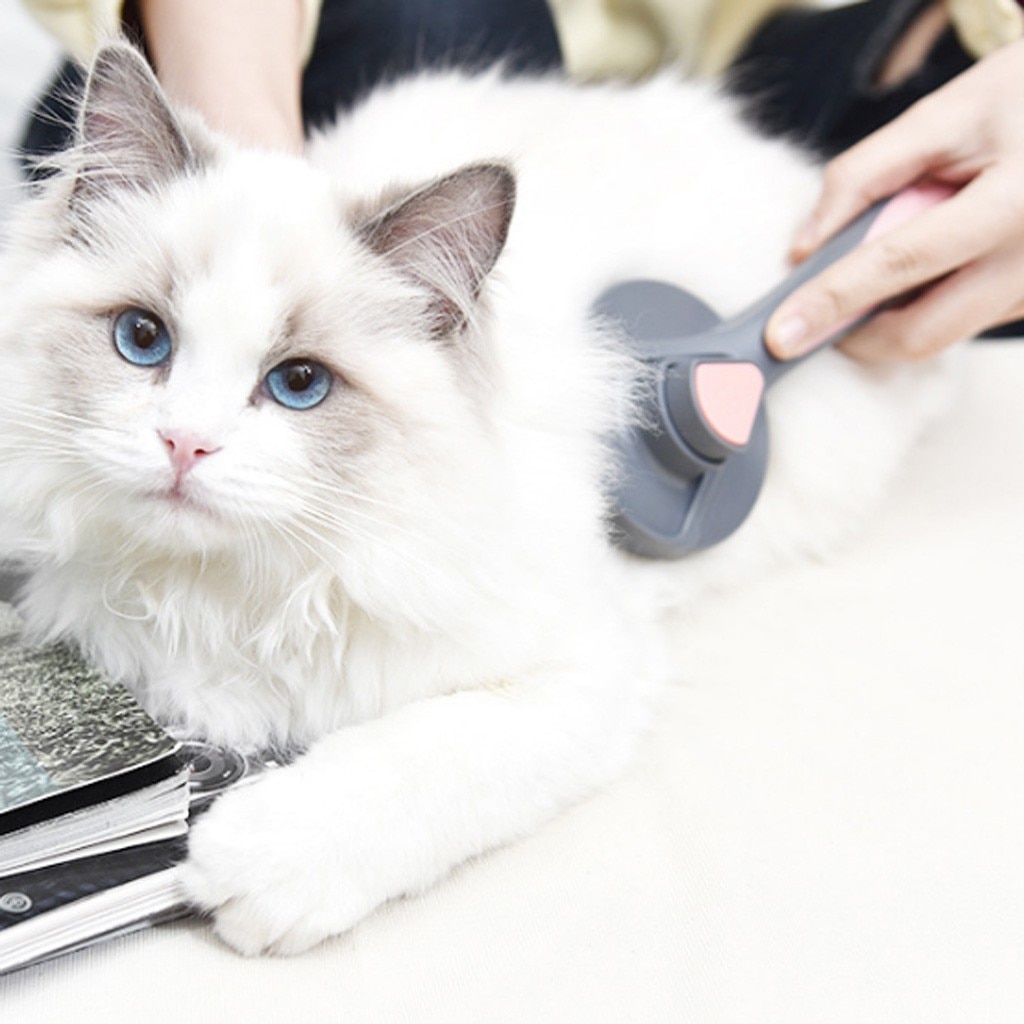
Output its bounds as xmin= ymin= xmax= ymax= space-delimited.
xmin=160 ymin=431 xmax=220 ymax=477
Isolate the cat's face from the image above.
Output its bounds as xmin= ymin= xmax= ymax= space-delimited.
xmin=0 ymin=46 xmax=514 ymax=577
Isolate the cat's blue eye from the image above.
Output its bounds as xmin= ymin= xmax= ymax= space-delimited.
xmin=263 ymin=358 xmax=333 ymax=410
xmin=112 ymin=308 xmax=172 ymax=367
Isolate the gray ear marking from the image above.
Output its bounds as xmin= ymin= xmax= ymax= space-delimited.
xmin=72 ymin=42 xmax=196 ymax=206
xmin=361 ymin=163 xmax=517 ymax=337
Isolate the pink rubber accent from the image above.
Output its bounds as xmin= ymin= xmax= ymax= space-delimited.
xmin=863 ymin=181 xmax=957 ymax=245
xmin=694 ymin=361 xmax=765 ymax=448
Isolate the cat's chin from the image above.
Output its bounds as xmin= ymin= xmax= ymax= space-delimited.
xmin=129 ymin=487 xmax=239 ymax=555
xmin=146 ymin=484 xmax=217 ymax=518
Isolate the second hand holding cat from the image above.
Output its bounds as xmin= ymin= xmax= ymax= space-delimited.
xmin=766 ymin=37 xmax=1024 ymax=364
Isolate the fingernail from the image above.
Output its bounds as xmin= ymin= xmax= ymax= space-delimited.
xmin=771 ymin=314 xmax=810 ymax=358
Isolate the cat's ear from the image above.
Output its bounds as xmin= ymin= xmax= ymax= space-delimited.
xmin=71 ymin=42 xmax=197 ymax=206
xmin=360 ymin=163 xmax=516 ymax=337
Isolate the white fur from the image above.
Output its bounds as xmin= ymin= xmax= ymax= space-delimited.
xmin=0 ymin=56 xmax=955 ymax=955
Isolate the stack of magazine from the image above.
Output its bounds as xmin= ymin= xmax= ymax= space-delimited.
xmin=0 ymin=605 xmax=282 ymax=974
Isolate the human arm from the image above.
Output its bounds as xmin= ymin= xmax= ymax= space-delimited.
xmin=136 ymin=0 xmax=307 ymax=152
xmin=765 ymin=37 xmax=1024 ymax=363
xmin=22 ymin=0 xmax=320 ymax=152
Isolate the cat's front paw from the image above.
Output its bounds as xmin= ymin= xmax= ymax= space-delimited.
xmin=178 ymin=767 xmax=378 ymax=956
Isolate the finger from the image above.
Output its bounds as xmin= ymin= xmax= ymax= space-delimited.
xmin=767 ymin=175 xmax=1018 ymax=359
xmin=791 ymin=91 xmax=971 ymax=262
xmin=837 ymin=250 xmax=1024 ymax=362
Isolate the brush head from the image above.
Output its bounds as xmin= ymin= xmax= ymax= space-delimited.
xmin=595 ymin=280 xmax=771 ymax=558
xmin=596 ymin=184 xmax=955 ymax=558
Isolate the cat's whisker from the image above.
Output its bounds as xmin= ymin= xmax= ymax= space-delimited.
xmin=204 ymin=470 xmax=441 ymax=558
xmin=298 ymin=477 xmax=431 ymax=519
xmin=292 ymin=500 xmax=443 ymax=574
xmin=289 ymin=510 xmax=450 ymax=592
xmin=0 ymin=435 xmax=84 ymax=456
xmin=65 ymin=480 xmax=133 ymax=528
xmin=0 ymin=397 xmax=101 ymax=429
xmin=16 ymin=421 xmax=96 ymax=443
xmin=256 ymin=524 xmax=309 ymax=581
xmin=296 ymin=486 xmax=442 ymax=542
xmin=271 ymin=468 xmax=392 ymax=505
xmin=0 ymin=453 xmax=76 ymax=470
xmin=0 ymin=416 xmax=89 ymax=443
xmin=267 ymin=518 xmax=350 ymax=581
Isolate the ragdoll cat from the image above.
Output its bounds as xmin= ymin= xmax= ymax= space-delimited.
xmin=0 ymin=44 xmax=954 ymax=955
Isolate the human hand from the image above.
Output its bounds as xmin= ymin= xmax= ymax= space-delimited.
xmin=765 ymin=38 xmax=1024 ymax=362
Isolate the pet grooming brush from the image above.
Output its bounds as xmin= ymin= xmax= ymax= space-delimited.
xmin=594 ymin=183 xmax=952 ymax=558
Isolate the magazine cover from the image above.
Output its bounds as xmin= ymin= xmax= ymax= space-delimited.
xmin=0 ymin=636 xmax=185 ymax=834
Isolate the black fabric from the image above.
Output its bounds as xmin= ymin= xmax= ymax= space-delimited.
xmin=18 ymin=60 xmax=85 ymax=177
xmin=727 ymin=0 xmax=973 ymax=158
xmin=302 ymin=0 xmax=563 ymax=131
xmin=19 ymin=0 xmax=563 ymax=173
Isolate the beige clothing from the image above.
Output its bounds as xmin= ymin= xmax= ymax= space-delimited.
xmin=21 ymin=0 xmax=1024 ymax=81
xmin=22 ymin=0 xmax=324 ymax=65
xmin=548 ymin=0 xmax=802 ymax=78
xmin=547 ymin=0 xmax=1024 ymax=80
xmin=948 ymin=0 xmax=1024 ymax=57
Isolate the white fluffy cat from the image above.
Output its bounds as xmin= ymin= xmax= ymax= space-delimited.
xmin=0 ymin=44 xmax=954 ymax=955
